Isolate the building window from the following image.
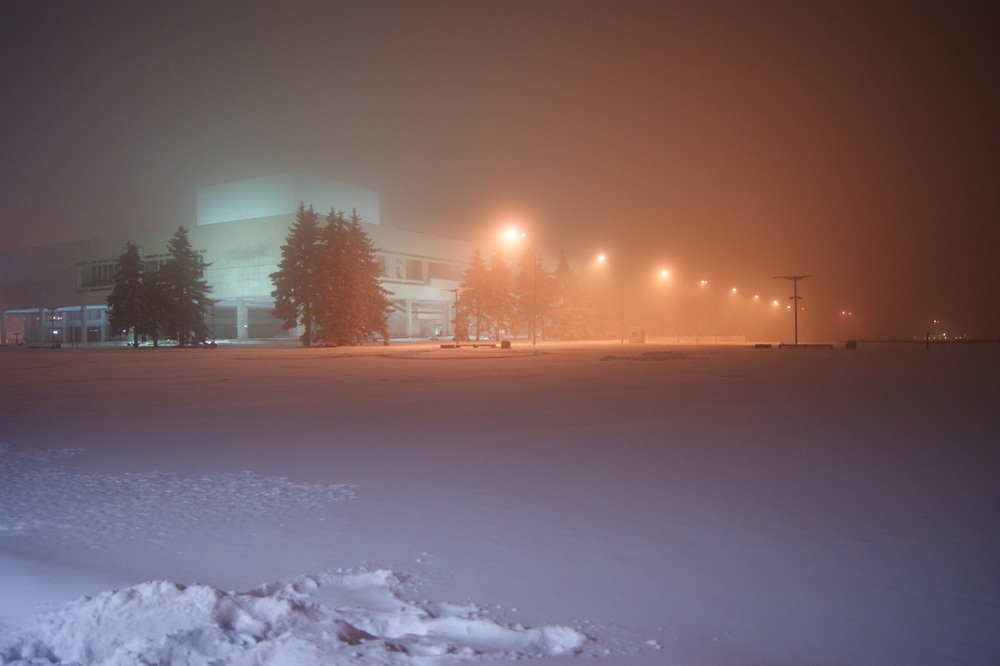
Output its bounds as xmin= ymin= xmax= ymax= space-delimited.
xmin=76 ymin=252 xmax=204 ymax=292
xmin=142 ymin=253 xmax=171 ymax=276
xmin=428 ymin=261 xmax=463 ymax=282
xmin=76 ymin=260 xmax=118 ymax=290
xmin=406 ymin=259 xmax=425 ymax=282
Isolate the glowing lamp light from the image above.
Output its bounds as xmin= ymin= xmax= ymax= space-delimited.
xmin=504 ymin=227 xmax=526 ymax=242
xmin=660 ymin=269 xmax=670 ymax=278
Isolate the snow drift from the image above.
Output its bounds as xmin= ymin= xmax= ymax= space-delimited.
xmin=1 ymin=570 xmax=585 ymax=664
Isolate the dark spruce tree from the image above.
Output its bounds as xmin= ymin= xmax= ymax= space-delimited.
xmin=270 ymin=202 xmax=322 ymax=346
xmin=106 ymin=241 xmax=149 ymax=346
xmin=456 ymin=247 xmax=489 ymax=341
xmin=160 ymin=226 xmax=213 ymax=346
xmin=313 ymin=210 xmax=393 ymax=346
xmin=345 ymin=210 xmax=393 ymax=344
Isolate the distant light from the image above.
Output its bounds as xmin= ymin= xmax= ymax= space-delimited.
xmin=731 ymin=287 xmax=737 ymax=293
xmin=597 ymin=254 xmax=607 ymax=263
xmin=660 ymin=269 xmax=669 ymax=278
xmin=700 ymin=280 xmax=708 ymax=285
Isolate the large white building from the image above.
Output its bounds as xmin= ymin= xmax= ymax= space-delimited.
xmin=0 ymin=174 xmax=480 ymax=345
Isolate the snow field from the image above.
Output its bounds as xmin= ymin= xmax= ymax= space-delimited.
xmin=1 ymin=341 xmax=998 ymax=664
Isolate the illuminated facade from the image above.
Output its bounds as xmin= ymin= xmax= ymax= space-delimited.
xmin=0 ymin=175 xmax=478 ymax=345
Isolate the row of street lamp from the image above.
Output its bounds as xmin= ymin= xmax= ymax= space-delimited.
xmin=503 ymin=226 xmax=820 ymax=346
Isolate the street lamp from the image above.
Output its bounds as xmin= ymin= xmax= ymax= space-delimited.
xmin=658 ymin=268 xmax=679 ymax=343
xmin=772 ymin=275 xmax=815 ymax=347
xmin=505 ymin=227 xmax=536 ymax=345
xmin=728 ymin=287 xmax=748 ymax=343
xmin=440 ymin=287 xmax=469 ymax=341
xmin=598 ymin=254 xmax=624 ymax=344
xmin=696 ymin=280 xmax=717 ymax=343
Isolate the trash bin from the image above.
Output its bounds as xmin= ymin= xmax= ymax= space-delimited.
xmin=846 ymin=339 xmax=857 ymax=350
xmin=500 ymin=340 xmax=511 ymax=349
xmin=628 ymin=327 xmax=645 ymax=344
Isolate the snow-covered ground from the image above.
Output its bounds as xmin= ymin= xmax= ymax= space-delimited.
xmin=1 ymin=341 xmax=998 ymax=664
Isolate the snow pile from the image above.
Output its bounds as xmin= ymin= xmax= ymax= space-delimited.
xmin=0 ymin=570 xmax=586 ymax=664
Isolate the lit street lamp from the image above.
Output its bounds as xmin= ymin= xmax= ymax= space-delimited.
xmin=597 ymin=254 xmax=624 ymax=344
xmin=696 ymin=280 xmax=715 ymax=343
xmin=658 ymin=268 xmax=679 ymax=343
xmin=728 ymin=287 xmax=748 ymax=343
xmin=505 ymin=228 xmax=537 ymax=345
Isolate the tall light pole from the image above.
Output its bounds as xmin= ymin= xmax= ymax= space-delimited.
xmin=697 ymin=280 xmax=710 ymax=344
xmin=506 ymin=228 xmax=537 ymax=345
xmin=598 ymin=254 xmax=624 ymax=343
xmin=729 ymin=287 xmax=747 ymax=343
xmin=659 ymin=269 xmax=679 ymax=343
xmin=772 ymin=275 xmax=815 ymax=347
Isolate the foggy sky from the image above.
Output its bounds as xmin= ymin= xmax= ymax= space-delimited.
xmin=2 ymin=0 xmax=998 ymax=339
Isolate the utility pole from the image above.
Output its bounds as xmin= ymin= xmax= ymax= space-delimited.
xmin=772 ymin=275 xmax=815 ymax=347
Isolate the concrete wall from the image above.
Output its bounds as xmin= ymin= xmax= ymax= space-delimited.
xmin=196 ymin=174 xmax=380 ymax=226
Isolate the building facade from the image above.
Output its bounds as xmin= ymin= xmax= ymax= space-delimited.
xmin=0 ymin=175 xmax=479 ymax=345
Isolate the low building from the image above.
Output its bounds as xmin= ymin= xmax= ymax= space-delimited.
xmin=0 ymin=174 xmax=479 ymax=345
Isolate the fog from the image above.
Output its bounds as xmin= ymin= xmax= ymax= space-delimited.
xmin=1 ymin=1 xmax=998 ymax=339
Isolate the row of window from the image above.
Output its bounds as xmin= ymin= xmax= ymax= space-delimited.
xmin=377 ymin=253 xmax=464 ymax=283
xmin=75 ymin=253 xmax=199 ymax=290
xmin=76 ymin=252 xmax=462 ymax=291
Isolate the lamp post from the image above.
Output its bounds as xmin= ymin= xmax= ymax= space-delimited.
xmin=696 ymin=280 xmax=711 ymax=344
xmin=728 ymin=287 xmax=747 ymax=343
xmin=209 ymin=299 xmax=220 ymax=347
xmin=598 ymin=254 xmax=624 ymax=343
xmin=441 ymin=287 xmax=471 ymax=341
xmin=772 ymin=275 xmax=815 ymax=347
xmin=841 ymin=310 xmax=860 ymax=342
xmin=659 ymin=269 xmax=679 ymax=343
xmin=506 ymin=228 xmax=537 ymax=345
